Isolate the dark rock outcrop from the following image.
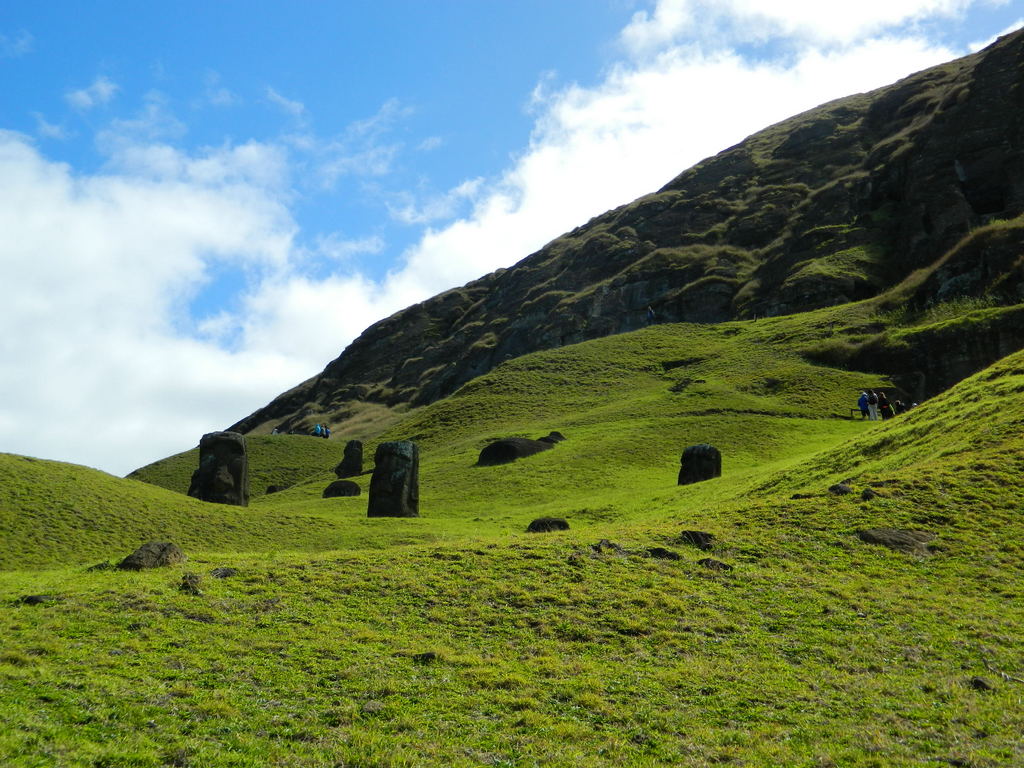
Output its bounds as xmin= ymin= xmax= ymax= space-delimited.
xmin=678 ymin=444 xmax=722 ymax=485
xmin=477 ymin=437 xmax=555 ymax=466
xmin=323 ymin=480 xmax=361 ymax=498
xmin=527 ymin=517 xmax=569 ymax=533
xmin=228 ymin=31 xmax=1024 ymax=436
xmin=335 ymin=440 xmax=363 ymax=478
xmin=118 ymin=542 xmax=186 ymax=570
xmin=187 ymin=431 xmax=249 ymax=506
xmin=367 ymin=441 xmax=419 ymax=517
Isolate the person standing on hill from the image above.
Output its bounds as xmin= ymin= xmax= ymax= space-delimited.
xmin=867 ymin=390 xmax=880 ymax=421
xmin=878 ymin=391 xmax=894 ymax=420
xmin=646 ymin=305 xmax=656 ymax=325
xmin=857 ymin=391 xmax=869 ymax=419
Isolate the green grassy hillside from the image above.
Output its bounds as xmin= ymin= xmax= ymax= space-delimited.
xmin=2 ymin=314 xmax=1023 ymax=766
xmin=128 ymin=433 xmax=348 ymax=498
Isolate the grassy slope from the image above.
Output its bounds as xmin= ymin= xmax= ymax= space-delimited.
xmin=1 ymin=314 xmax=1023 ymax=766
xmin=0 ymin=454 xmax=356 ymax=571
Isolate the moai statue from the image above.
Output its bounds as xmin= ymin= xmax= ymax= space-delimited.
xmin=334 ymin=439 xmax=363 ymax=478
xmin=677 ymin=443 xmax=721 ymax=486
xmin=187 ymin=431 xmax=249 ymax=506
xmin=367 ymin=441 xmax=419 ymax=517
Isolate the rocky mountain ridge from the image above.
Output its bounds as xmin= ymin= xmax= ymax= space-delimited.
xmin=231 ymin=28 xmax=1024 ymax=435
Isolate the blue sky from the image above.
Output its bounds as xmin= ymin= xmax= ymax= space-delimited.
xmin=1 ymin=1 xmax=1021 ymax=475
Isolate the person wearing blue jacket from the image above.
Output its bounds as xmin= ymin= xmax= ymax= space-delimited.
xmin=857 ymin=391 xmax=869 ymax=419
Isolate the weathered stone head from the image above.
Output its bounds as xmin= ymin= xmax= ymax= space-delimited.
xmin=335 ymin=439 xmax=364 ymax=478
xmin=367 ymin=441 xmax=419 ymax=517
xmin=187 ymin=431 xmax=249 ymax=506
xmin=678 ymin=443 xmax=722 ymax=485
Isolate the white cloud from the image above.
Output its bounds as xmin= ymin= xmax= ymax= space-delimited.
xmin=266 ymin=87 xmax=306 ymax=120
xmin=387 ymin=178 xmax=484 ymax=225
xmin=202 ymin=71 xmax=240 ymax=107
xmin=622 ymin=0 xmax=988 ymax=51
xmin=0 ymin=132 xmax=302 ymax=474
xmin=316 ymin=233 xmax=386 ymax=261
xmin=0 ymin=30 xmax=33 ymax=58
xmin=310 ymin=99 xmax=414 ymax=188
xmin=66 ymin=75 xmax=119 ymax=110
xmin=32 ymin=112 xmax=66 ymax=140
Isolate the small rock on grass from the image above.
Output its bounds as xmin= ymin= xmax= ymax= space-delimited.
xmin=676 ymin=530 xmax=715 ymax=550
xmin=179 ymin=573 xmax=203 ymax=596
xmin=697 ymin=558 xmax=733 ymax=572
xmin=968 ymin=676 xmax=994 ymax=691
xmin=527 ymin=517 xmax=569 ymax=533
xmin=646 ymin=547 xmax=680 ymax=560
xmin=16 ymin=594 xmax=61 ymax=606
xmin=590 ymin=539 xmax=625 ymax=554
xmin=118 ymin=542 xmax=186 ymax=570
xmin=210 ymin=567 xmax=237 ymax=579
xmin=857 ymin=528 xmax=935 ymax=554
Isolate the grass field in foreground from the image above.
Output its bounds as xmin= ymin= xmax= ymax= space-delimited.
xmin=1 ymin=313 xmax=1023 ymax=766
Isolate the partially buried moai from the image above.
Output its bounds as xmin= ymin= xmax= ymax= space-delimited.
xmin=334 ymin=439 xmax=363 ymax=478
xmin=677 ymin=443 xmax=721 ymax=485
xmin=187 ymin=431 xmax=249 ymax=506
xmin=367 ymin=441 xmax=419 ymax=517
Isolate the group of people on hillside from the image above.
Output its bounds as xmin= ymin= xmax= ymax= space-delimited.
xmin=858 ymin=390 xmax=913 ymax=421
xmin=312 ymin=423 xmax=331 ymax=438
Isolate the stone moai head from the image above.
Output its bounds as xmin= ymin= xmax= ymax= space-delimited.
xmin=187 ymin=431 xmax=249 ymax=506
xmin=678 ymin=443 xmax=722 ymax=486
xmin=335 ymin=439 xmax=364 ymax=478
xmin=367 ymin=441 xmax=419 ymax=517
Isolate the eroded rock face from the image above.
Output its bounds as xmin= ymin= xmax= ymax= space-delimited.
xmin=367 ymin=441 xmax=419 ymax=517
xmin=335 ymin=440 xmax=363 ymax=478
xmin=187 ymin=431 xmax=249 ymax=506
xmin=678 ymin=444 xmax=722 ymax=485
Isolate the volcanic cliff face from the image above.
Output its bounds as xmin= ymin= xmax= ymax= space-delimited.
xmin=232 ymin=29 xmax=1024 ymax=435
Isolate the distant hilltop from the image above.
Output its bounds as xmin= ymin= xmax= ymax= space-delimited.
xmin=231 ymin=28 xmax=1024 ymax=437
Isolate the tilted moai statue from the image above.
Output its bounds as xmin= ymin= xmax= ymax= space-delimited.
xmin=678 ymin=443 xmax=722 ymax=485
xmin=187 ymin=431 xmax=249 ymax=506
xmin=334 ymin=439 xmax=363 ymax=478
xmin=367 ymin=441 xmax=419 ymax=517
